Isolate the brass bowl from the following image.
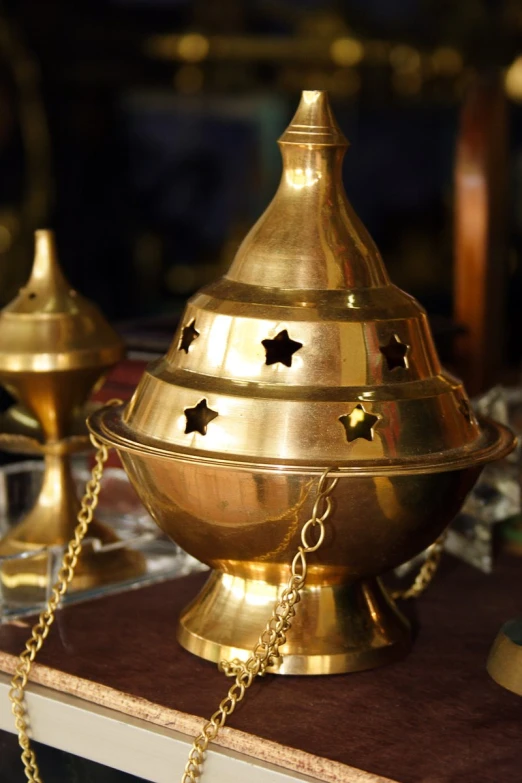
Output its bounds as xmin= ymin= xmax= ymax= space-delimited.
xmin=91 ymin=406 xmax=512 ymax=674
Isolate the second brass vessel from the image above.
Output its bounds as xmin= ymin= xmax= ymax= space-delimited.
xmin=0 ymin=230 xmax=143 ymax=598
xmin=90 ymin=91 xmax=513 ymax=674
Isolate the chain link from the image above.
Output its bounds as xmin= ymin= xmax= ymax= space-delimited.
xmin=180 ymin=468 xmax=339 ymax=783
xmin=8 ymin=432 xmax=111 ymax=782
xmin=392 ymin=530 xmax=447 ymax=601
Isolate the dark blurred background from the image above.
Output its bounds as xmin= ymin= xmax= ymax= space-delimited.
xmin=0 ymin=0 xmax=520 ymax=391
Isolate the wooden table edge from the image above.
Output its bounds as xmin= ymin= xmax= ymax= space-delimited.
xmin=0 ymin=651 xmax=398 ymax=783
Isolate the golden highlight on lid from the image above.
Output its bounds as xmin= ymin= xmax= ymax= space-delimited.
xmin=226 ymin=88 xmax=386 ymax=290
xmin=0 ymin=229 xmax=123 ymax=373
xmin=0 ymin=229 xmax=124 ymax=441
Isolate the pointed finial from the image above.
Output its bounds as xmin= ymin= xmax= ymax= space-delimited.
xmin=226 ymin=89 xmax=387 ymax=290
xmin=27 ymin=229 xmax=71 ymax=299
xmin=278 ymin=90 xmax=348 ymax=147
xmin=0 ymin=227 xmax=124 ymax=438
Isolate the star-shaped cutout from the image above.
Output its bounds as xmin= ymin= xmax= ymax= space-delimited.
xmin=339 ymin=404 xmax=379 ymax=443
xmin=178 ymin=319 xmax=200 ymax=354
xmin=262 ymin=329 xmax=303 ymax=367
xmin=458 ymin=396 xmax=474 ymax=424
xmin=379 ymin=334 xmax=409 ymax=371
xmin=184 ymin=399 xmax=218 ymax=435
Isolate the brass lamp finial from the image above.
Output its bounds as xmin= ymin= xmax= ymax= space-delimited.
xmin=25 ymin=229 xmax=70 ymax=306
xmin=278 ymin=89 xmax=349 ymax=147
xmin=227 ymin=90 xmax=387 ymax=291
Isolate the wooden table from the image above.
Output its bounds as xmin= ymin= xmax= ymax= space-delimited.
xmin=1 ymin=557 xmax=521 ymax=783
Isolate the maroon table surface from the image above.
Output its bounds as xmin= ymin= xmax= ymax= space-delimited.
xmin=1 ymin=556 xmax=521 ymax=783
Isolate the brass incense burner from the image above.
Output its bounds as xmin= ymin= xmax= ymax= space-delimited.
xmin=90 ymin=91 xmax=513 ymax=675
xmin=0 ymin=230 xmax=142 ymax=598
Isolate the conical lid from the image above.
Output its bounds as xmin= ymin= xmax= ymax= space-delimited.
xmin=0 ymin=230 xmax=123 ymax=373
xmin=97 ymin=91 xmax=511 ymax=473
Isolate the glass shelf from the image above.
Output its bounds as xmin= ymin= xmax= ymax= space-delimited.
xmin=0 ymin=460 xmax=206 ymax=622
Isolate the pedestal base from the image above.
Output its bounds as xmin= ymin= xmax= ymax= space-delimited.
xmin=0 ymin=454 xmax=145 ymax=603
xmin=0 ymin=518 xmax=145 ymax=605
xmin=178 ymin=570 xmax=411 ymax=675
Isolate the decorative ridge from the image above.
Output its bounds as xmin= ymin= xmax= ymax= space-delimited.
xmin=278 ymin=90 xmax=348 ymax=147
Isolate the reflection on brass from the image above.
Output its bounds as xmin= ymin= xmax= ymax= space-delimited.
xmin=458 ymin=396 xmax=474 ymax=424
xmin=0 ymin=230 xmax=143 ymax=598
xmin=487 ymin=618 xmax=522 ymax=696
xmin=90 ymin=91 xmax=514 ymax=675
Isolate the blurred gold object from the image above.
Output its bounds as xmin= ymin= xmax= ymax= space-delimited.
xmin=0 ymin=230 xmax=142 ymax=598
xmin=0 ymin=14 xmax=52 ymax=303
xmin=505 ymin=56 xmax=522 ymax=103
xmin=90 ymin=91 xmax=513 ymax=675
xmin=487 ymin=618 xmax=522 ymax=696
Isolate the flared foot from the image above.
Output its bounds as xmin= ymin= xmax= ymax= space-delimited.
xmin=178 ymin=570 xmax=411 ymax=675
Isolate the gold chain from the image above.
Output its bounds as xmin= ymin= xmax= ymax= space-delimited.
xmin=392 ymin=530 xmax=447 ymax=601
xmin=181 ymin=468 xmax=339 ymax=783
xmin=7 ymin=439 xmax=447 ymax=783
xmin=182 ymin=487 xmax=448 ymax=782
xmin=8 ymin=433 xmax=110 ymax=783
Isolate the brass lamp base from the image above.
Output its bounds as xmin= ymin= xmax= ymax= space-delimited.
xmin=0 ymin=450 xmax=145 ymax=603
xmin=177 ymin=570 xmax=410 ymax=675
xmin=0 ymin=532 xmax=146 ymax=605
xmin=487 ymin=618 xmax=522 ymax=696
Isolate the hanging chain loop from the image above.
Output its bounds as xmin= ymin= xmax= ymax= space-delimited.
xmin=392 ymin=530 xmax=447 ymax=601
xmin=8 ymin=405 xmax=118 ymax=782
xmin=181 ymin=468 xmax=339 ymax=783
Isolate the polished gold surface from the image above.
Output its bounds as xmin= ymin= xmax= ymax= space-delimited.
xmin=180 ymin=471 xmax=362 ymax=783
xmin=178 ymin=572 xmax=410 ymax=675
xmin=0 ymin=229 xmax=122 ymax=440
xmin=90 ymin=90 xmax=514 ymax=674
xmin=487 ymin=618 xmax=522 ymax=696
xmin=0 ymin=230 xmax=141 ymax=593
